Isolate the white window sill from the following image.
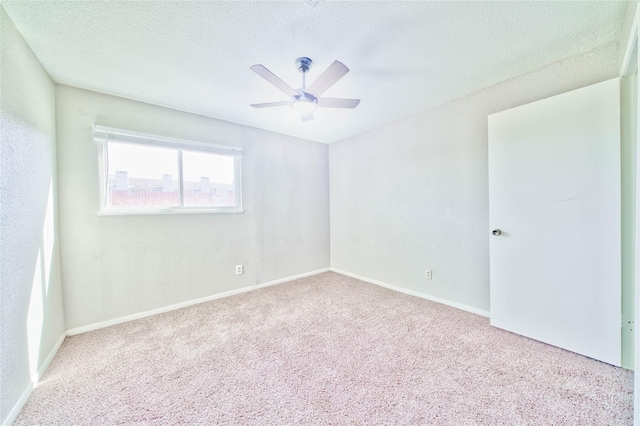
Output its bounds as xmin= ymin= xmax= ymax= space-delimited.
xmin=98 ymin=208 xmax=244 ymax=216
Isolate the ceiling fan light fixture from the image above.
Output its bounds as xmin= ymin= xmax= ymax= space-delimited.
xmin=290 ymin=94 xmax=318 ymax=114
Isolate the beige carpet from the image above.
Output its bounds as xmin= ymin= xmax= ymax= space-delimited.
xmin=15 ymin=272 xmax=633 ymax=425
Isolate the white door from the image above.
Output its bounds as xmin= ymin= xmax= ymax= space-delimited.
xmin=488 ymin=78 xmax=621 ymax=366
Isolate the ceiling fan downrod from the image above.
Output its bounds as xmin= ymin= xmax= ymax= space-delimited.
xmin=296 ymin=57 xmax=312 ymax=89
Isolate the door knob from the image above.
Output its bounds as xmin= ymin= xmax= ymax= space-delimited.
xmin=492 ymin=229 xmax=502 ymax=236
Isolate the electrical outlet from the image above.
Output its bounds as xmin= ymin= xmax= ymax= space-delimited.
xmin=425 ymin=269 xmax=432 ymax=280
xmin=235 ymin=265 xmax=243 ymax=275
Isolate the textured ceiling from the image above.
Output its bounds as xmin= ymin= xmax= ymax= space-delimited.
xmin=1 ymin=1 xmax=626 ymax=144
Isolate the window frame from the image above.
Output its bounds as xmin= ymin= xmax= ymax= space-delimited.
xmin=93 ymin=125 xmax=243 ymax=215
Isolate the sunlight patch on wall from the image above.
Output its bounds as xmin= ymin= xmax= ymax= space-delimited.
xmin=27 ymin=249 xmax=44 ymax=383
xmin=42 ymin=181 xmax=55 ymax=296
xmin=27 ymin=180 xmax=57 ymax=382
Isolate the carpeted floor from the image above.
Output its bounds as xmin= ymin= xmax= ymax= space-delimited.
xmin=15 ymin=272 xmax=633 ymax=425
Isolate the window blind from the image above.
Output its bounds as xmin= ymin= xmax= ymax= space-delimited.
xmin=93 ymin=125 xmax=242 ymax=157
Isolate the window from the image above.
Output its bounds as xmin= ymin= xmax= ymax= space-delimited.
xmin=93 ymin=125 xmax=242 ymax=214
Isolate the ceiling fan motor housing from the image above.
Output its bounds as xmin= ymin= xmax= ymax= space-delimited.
xmin=296 ymin=57 xmax=312 ymax=73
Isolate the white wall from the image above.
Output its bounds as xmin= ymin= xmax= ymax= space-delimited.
xmin=0 ymin=7 xmax=66 ymax=424
xmin=56 ymin=85 xmax=330 ymax=330
xmin=329 ymin=42 xmax=619 ymax=314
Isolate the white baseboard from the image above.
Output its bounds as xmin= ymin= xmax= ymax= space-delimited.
xmin=3 ymin=383 xmax=33 ymax=426
xmin=2 ymin=333 xmax=66 ymax=426
xmin=66 ymin=268 xmax=330 ymax=336
xmin=330 ymin=267 xmax=490 ymax=318
xmin=254 ymin=268 xmax=329 ymax=289
xmin=37 ymin=333 xmax=66 ymax=382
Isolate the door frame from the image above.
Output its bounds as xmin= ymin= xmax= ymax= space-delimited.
xmin=620 ymin=3 xmax=640 ymax=423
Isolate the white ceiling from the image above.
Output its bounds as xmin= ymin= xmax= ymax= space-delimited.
xmin=1 ymin=1 xmax=626 ymax=144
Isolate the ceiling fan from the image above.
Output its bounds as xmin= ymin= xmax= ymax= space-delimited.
xmin=250 ymin=57 xmax=360 ymax=121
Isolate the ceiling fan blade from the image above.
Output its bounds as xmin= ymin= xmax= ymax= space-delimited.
xmin=317 ymin=97 xmax=360 ymax=109
xmin=250 ymin=64 xmax=299 ymax=97
xmin=305 ymin=60 xmax=349 ymax=97
xmin=301 ymin=112 xmax=314 ymax=121
xmin=250 ymin=101 xmax=291 ymax=108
